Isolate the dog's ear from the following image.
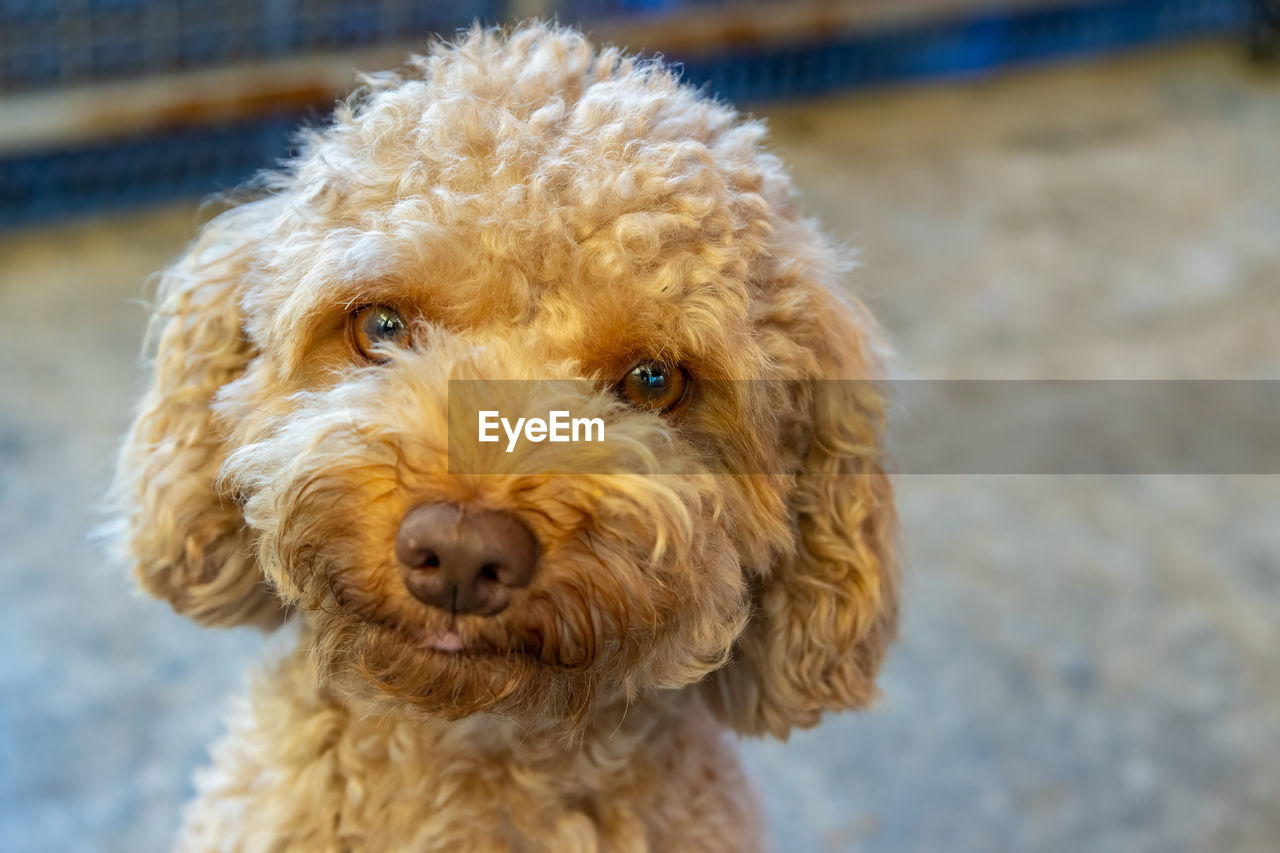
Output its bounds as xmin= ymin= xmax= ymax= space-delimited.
xmin=705 ymin=284 xmax=898 ymax=737
xmin=112 ymin=204 xmax=284 ymax=629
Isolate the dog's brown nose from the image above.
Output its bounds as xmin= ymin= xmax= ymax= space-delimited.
xmin=395 ymin=503 xmax=537 ymax=616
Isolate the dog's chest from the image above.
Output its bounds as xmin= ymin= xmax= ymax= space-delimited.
xmin=177 ymin=664 xmax=757 ymax=852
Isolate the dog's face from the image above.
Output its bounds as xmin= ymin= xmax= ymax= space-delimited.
xmin=114 ymin=25 xmax=896 ymax=737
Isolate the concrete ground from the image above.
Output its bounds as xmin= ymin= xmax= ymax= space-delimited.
xmin=2 ymin=41 xmax=1278 ymax=852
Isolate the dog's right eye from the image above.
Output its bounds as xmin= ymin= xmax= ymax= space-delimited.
xmin=350 ymin=305 xmax=409 ymax=363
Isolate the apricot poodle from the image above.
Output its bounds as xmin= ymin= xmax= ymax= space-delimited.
xmin=113 ymin=22 xmax=897 ymax=852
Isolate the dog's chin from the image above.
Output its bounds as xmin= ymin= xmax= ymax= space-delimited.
xmin=314 ymin=612 xmax=597 ymax=725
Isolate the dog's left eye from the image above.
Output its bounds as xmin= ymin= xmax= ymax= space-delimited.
xmin=350 ymin=305 xmax=409 ymax=363
xmin=617 ymin=361 xmax=689 ymax=412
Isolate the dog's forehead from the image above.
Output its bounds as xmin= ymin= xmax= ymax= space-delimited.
xmin=286 ymin=30 xmax=787 ymax=279
xmin=250 ymin=30 xmax=807 ymax=374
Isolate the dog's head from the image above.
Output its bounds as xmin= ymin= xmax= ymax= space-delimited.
xmin=114 ymin=24 xmax=896 ymax=737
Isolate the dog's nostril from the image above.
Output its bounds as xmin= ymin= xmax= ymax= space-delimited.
xmin=423 ymin=552 xmax=440 ymax=569
xmin=479 ymin=563 xmax=500 ymax=582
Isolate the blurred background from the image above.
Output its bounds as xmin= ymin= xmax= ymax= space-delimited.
xmin=2 ymin=1 xmax=1279 ymax=851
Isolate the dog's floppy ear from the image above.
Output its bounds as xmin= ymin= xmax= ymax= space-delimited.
xmin=706 ymin=284 xmax=898 ymax=738
xmin=113 ymin=204 xmax=283 ymax=629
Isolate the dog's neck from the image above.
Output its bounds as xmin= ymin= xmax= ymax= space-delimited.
xmin=188 ymin=621 xmax=757 ymax=849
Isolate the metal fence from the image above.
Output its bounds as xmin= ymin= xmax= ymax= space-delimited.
xmin=0 ymin=0 xmax=498 ymax=92
xmin=0 ymin=0 xmax=1256 ymax=227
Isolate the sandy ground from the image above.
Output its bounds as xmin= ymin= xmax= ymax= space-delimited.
xmin=1 ymin=41 xmax=1278 ymax=852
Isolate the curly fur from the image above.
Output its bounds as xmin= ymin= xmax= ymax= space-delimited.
xmin=113 ymin=22 xmax=898 ymax=852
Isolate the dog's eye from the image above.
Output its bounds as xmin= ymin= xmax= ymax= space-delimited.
xmin=617 ymin=361 xmax=689 ymax=412
xmin=350 ymin=305 xmax=409 ymax=362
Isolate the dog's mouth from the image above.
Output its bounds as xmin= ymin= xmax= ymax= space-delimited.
xmin=421 ymin=629 xmax=466 ymax=654
xmin=328 ymin=579 xmax=543 ymax=661
xmin=376 ymin=617 xmax=525 ymax=659
xmin=325 ymin=566 xmax=599 ymax=672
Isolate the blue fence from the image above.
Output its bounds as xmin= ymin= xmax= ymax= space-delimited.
xmin=680 ymin=0 xmax=1251 ymax=102
xmin=0 ymin=0 xmax=1255 ymax=229
xmin=0 ymin=0 xmax=500 ymax=92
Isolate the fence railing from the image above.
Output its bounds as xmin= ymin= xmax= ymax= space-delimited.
xmin=0 ymin=0 xmax=1256 ymax=228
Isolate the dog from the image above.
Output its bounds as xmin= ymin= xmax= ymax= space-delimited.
xmin=113 ymin=23 xmax=897 ymax=851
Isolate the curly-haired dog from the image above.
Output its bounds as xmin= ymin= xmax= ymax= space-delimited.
xmin=114 ymin=23 xmax=897 ymax=852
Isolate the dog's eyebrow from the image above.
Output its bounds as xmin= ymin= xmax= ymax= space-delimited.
xmin=340 ymin=293 xmax=373 ymax=312
xmin=326 ymin=279 xmax=415 ymax=314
